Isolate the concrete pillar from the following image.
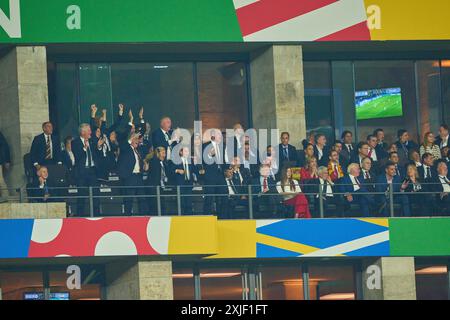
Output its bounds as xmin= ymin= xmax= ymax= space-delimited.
xmin=0 ymin=46 xmax=49 ymax=192
xmin=105 ymin=258 xmax=174 ymax=300
xmin=362 ymin=257 xmax=417 ymax=300
xmin=250 ymin=45 xmax=306 ymax=149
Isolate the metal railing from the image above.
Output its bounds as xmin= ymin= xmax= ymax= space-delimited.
xmin=3 ymin=181 xmax=448 ymax=219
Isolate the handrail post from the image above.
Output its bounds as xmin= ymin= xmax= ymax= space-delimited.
xmin=177 ymin=185 xmax=182 ymax=216
xmin=89 ymin=186 xmax=94 ymax=218
xmin=248 ymin=185 xmax=253 ymax=220
xmin=319 ymin=184 xmax=324 ymax=219
xmin=157 ymin=186 xmax=162 ymax=216
xmin=389 ymin=185 xmax=395 ymax=217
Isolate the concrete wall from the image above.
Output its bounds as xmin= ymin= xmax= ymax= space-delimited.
xmin=106 ymin=258 xmax=174 ymax=300
xmin=362 ymin=257 xmax=417 ymax=300
xmin=0 ymin=47 xmax=49 ymax=192
xmin=250 ymin=45 xmax=306 ymax=149
xmin=0 ymin=202 xmax=66 ymax=219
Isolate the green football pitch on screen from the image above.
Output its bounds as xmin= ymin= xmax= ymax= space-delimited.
xmin=356 ymin=94 xmax=403 ymax=121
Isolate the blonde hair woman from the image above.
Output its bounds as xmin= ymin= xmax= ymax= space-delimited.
xmin=419 ymin=132 xmax=441 ymax=161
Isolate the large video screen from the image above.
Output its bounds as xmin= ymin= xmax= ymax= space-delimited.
xmin=355 ymin=87 xmax=403 ymax=120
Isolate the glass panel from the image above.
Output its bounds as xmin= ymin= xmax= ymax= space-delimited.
xmin=55 ymin=63 xmax=79 ymax=140
xmin=309 ymin=264 xmax=356 ymax=300
xmin=49 ymin=267 xmax=102 ymax=300
xmin=440 ymin=60 xmax=450 ymax=126
xmin=0 ymin=272 xmax=44 ymax=300
xmin=415 ymin=262 xmax=449 ymax=300
xmin=416 ymin=61 xmax=442 ymax=136
xmin=354 ymin=60 xmax=418 ymax=144
xmin=200 ymin=268 xmax=243 ymax=300
xmin=303 ymin=61 xmax=334 ymax=143
xmin=79 ymin=63 xmax=113 ymax=125
xmin=331 ymin=61 xmax=356 ymax=138
xmin=197 ymin=62 xmax=249 ymax=130
xmin=172 ymin=268 xmax=195 ymax=300
xmin=259 ymin=265 xmax=304 ymax=300
xmin=111 ymin=63 xmax=196 ymax=131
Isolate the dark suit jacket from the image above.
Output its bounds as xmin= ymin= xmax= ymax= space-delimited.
xmin=30 ymin=133 xmax=62 ymax=166
xmin=251 ymin=176 xmax=277 ymax=195
xmin=0 ymin=131 xmax=10 ymax=165
xmin=432 ymin=175 xmax=450 ymax=193
xmin=278 ymin=144 xmax=299 ymax=168
xmin=375 ymin=143 xmax=389 ymax=159
xmin=148 ymin=156 xmax=169 ymax=187
xmin=202 ymin=141 xmax=226 ymax=185
xmin=152 ymin=128 xmax=175 ymax=151
xmin=117 ymin=142 xmax=143 ymax=179
xmin=71 ymin=136 xmax=101 ymax=174
xmin=169 ymin=159 xmax=197 ymax=186
xmin=314 ymin=145 xmax=330 ymax=167
xmin=417 ymin=165 xmax=437 ymax=182
xmin=341 ymin=143 xmax=356 ymax=162
xmin=395 ymin=140 xmax=419 ymax=166
xmin=360 ymin=169 xmax=376 ymax=192
xmin=338 ymin=174 xmax=368 ymax=195
xmin=375 ymin=174 xmax=403 ymax=200
xmin=61 ymin=150 xmax=74 ymax=170
xmin=435 ymin=135 xmax=449 ymax=149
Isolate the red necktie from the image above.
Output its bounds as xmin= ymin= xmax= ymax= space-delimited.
xmin=263 ymin=177 xmax=268 ymax=191
xmin=368 ymin=148 xmax=372 ymax=158
xmin=334 ymin=164 xmax=339 ymax=178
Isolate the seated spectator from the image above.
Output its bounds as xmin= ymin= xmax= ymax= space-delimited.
xmin=442 ymin=146 xmax=450 ymax=165
xmin=401 ymin=164 xmax=424 ymax=216
xmin=0 ymin=130 xmax=10 ymax=201
xmin=409 ymin=150 xmax=422 ymax=168
xmin=278 ymin=132 xmax=299 ymax=169
xmin=339 ymin=163 xmax=371 ymax=217
xmin=367 ymin=134 xmax=382 ymax=172
xmin=395 ymin=129 xmax=418 ymax=167
xmin=435 ymin=124 xmax=449 ymax=150
xmin=418 ymin=152 xmax=436 ymax=182
xmin=420 ymin=131 xmax=441 ymax=162
xmin=332 ymin=140 xmax=349 ymax=172
xmin=341 ymin=131 xmax=355 ymax=163
xmin=251 ymin=164 xmax=277 ymax=219
xmin=314 ymin=134 xmax=330 ymax=167
xmin=327 ymin=150 xmax=345 ymax=182
xmin=276 ymin=167 xmax=311 ymax=219
xmin=61 ymin=136 xmax=75 ymax=185
xmin=373 ymin=128 xmax=388 ymax=159
xmin=243 ymin=141 xmax=259 ymax=179
xmin=388 ymin=151 xmax=406 ymax=179
xmin=350 ymin=142 xmax=370 ymax=167
xmin=432 ymin=161 xmax=450 ymax=215
xmin=230 ymin=156 xmax=251 ymax=192
xmin=147 ymin=147 xmax=170 ymax=215
xmin=311 ymin=166 xmax=340 ymax=217
xmin=263 ymin=145 xmax=279 ymax=180
xmin=360 ymin=157 xmax=376 ymax=192
xmin=299 ymin=143 xmax=315 ymax=168
xmin=300 ymin=157 xmax=319 ymax=183
xmin=221 ymin=167 xmax=248 ymax=219
xmin=375 ymin=162 xmax=411 ymax=217
xmin=301 ymin=131 xmax=316 ymax=150
xmin=30 ymin=121 xmax=62 ymax=172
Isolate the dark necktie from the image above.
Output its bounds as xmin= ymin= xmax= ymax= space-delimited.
xmin=283 ymin=146 xmax=289 ymax=160
xmin=322 ymin=180 xmax=327 ymax=195
xmin=45 ymin=136 xmax=52 ymax=160
xmin=229 ymin=179 xmax=238 ymax=195
xmin=365 ymin=171 xmax=370 ymax=180
xmin=85 ymin=141 xmax=92 ymax=167
xmin=183 ymin=160 xmax=189 ymax=181
xmin=426 ymin=166 xmax=431 ymax=179
xmin=133 ymin=146 xmax=142 ymax=172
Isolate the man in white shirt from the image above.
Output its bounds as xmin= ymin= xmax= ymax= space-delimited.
xmin=434 ymin=161 xmax=450 ymax=214
xmin=314 ymin=166 xmax=340 ymax=217
xmin=436 ymin=124 xmax=449 ymax=149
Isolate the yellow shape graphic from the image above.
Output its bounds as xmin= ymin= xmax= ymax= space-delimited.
xmin=365 ymin=0 xmax=450 ymax=41
xmin=358 ymin=218 xmax=389 ymax=228
xmin=168 ymin=216 xmax=218 ymax=255
xmin=209 ymin=220 xmax=256 ymax=259
xmin=256 ymin=233 xmax=320 ymax=256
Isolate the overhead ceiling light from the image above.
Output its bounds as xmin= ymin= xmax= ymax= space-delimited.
xmin=153 ymin=65 xmax=169 ymax=69
xmin=415 ymin=266 xmax=448 ymax=274
xmin=173 ymin=272 xmax=241 ymax=279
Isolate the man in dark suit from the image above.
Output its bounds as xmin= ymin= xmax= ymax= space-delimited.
xmin=0 ymin=131 xmax=11 ymax=201
xmin=360 ymin=157 xmax=376 ymax=192
xmin=338 ymin=163 xmax=372 ymax=217
xmin=373 ymin=128 xmax=388 ymax=159
xmin=170 ymin=145 xmax=197 ymax=215
xmin=395 ymin=129 xmax=419 ymax=167
xmin=71 ymin=123 xmax=102 ymax=216
xmin=147 ymin=147 xmax=170 ymax=215
xmin=341 ymin=131 xmax=355 ymax=164
xmin=61 ymin=136 xmax=75 ymax=185
xmin=242 ymin=141 xmax=260 ymax=179
xmin=350 ymin=142 xmax=370 ymax=167
xmin=152 ymin=116 xmax=179 ymax=160
xmin=314 ymin=133 xmax=330 ymax=167
xmin=435 ymin=124 xmax=449 ymax=150
xmin=28 ymin=166 xmax=55 ymax=203
xmin=375 ymin=162 xmax=411 ymax=217
xmin=202 ymin=129 xmax=226 ymax=214
xmin=30 ymin=122 xmax=62 ymax=172
xmin=332 ymin=140 xmax=349 ymax=173
xmin=387 ymin=151 xmax=406 ymax=179
xmin=432 ymin=161 xmax=450 ymax=215
xmin=220 ymin=167 xmax=249 ymax=219
xmin=225 ymin=123 xmax=245 ymax=163
xmin=251 ymin=164 xmax=278 ymax=219
xmin=230 ymin=156 xmax=251 ymax=193
xmin=117 ymin=132 xmax=147 ymax=216
xmin=417 ymin=152 xmax=437 ymax=214
xmin=278 ymin=132 xmax=299 ymax=169
xmin=367 ymin=134 xmax=382 ymax=173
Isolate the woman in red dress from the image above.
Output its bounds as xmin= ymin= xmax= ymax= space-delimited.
xmin=276 ymin=167 xmax=311 ymax=218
